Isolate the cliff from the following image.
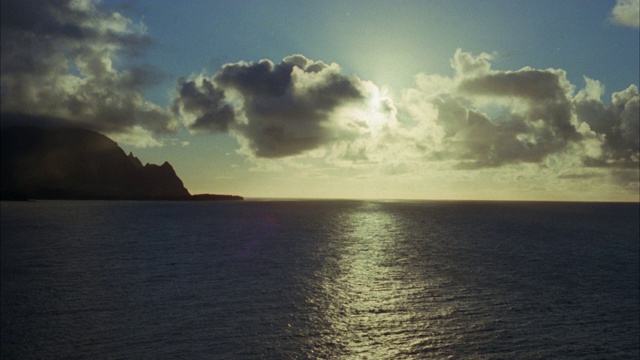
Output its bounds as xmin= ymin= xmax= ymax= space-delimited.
xmin=0 ymin=126 xmax=242 ymax=201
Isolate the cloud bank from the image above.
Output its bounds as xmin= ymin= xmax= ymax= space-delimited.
xmin=0 ymin=0 xmax=175 ymax=146
xmin=400 ymin=50 xmax=638 ymax=186
xmin=172 ymin=49 xmax=638 ymax=191
xmin=175 ymin=49 xmax=636 ymax=172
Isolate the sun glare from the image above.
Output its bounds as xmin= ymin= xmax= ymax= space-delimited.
xmin=337 ymin=83 xmax=397 ymax=135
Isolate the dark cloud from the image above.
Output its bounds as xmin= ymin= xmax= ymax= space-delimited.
xmin=458 ymin=68 xmax=580 ymax=143
xmin=0 ymin=0 xmax=174 ymax=138
xmin=215 ymin=59 xmax=294 ymax=97
xmin=611 ymin=169 xmax=640 ymax=188
xmin=0 ymin=112 xmax=94 ymax=130
xmin=575 ymin=84 xmax=639 ymax=167
xmin=401 ymin=51 xmax=590 ymax=169
xmin=173 ymin=55 xmax=367 ymax=158
xmin=458 ymin=68 xmax=568 ymax=101
xmin=423 ymin=69 xmax=582 ymax=168
xmin=172 ymin=77 xmax=234 ymax=133
xmin=557 ymin=173 xmax=605 ymax=180
xmin=403 ymin=50 xmax=639 ymax=194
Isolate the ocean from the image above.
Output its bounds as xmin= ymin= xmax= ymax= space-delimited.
xmin=1 ymin=200 xmax=638 ymax=359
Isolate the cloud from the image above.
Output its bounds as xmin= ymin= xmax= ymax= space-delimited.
xmin=575 ymin=80 xmax=639 ymax=167
xmin=610 ymin=0 xmax=640 ymax=28
xmin=400 ymin=50 xmax=585 ymax=169
xmin=0 ymin=0 xmax=175 ymax=138
xmin=450 ymin=48 xmax=493 ymax=77
xmin=107 ymin=126 xmax=163 ymax=148
xmin=385 ymin=49 xmax=638 ymax=195
xmin=173 ymin=55 xmax=372 ymax=158
xmin=557 ymin=172 xmax=605 ymax=180
xmin=205 ymin=50 xmax=634 ymax=195
xmin=611 ymin=169 xmax=640 ymax=188
xmin=172 ymin=76 xmax=235 ymax=133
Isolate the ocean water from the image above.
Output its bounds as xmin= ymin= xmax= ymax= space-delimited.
xmin=1 ymin=200 xmax=638 ymax=359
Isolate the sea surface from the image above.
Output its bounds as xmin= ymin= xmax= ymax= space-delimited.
xmin=1 ymin=200 xmax=638 ymax=359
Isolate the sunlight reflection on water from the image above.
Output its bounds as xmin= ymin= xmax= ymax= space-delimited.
xmin=2 ymin=200 xmax=637 ymax=359
xmin=310 ymin=202 xmax=452 ymax=358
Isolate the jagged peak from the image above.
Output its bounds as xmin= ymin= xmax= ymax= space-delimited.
xmin=143 ymin=161 xmax=175 ymax=172
xmin=127 ymin=152 xmax=144 ymax=169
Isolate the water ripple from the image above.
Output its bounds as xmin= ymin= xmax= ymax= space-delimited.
xmin=2 ymin=200 xmax=638 ymax=359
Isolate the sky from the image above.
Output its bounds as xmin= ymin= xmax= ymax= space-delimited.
xmin=1 ymin=0 xmax=639 ymax=201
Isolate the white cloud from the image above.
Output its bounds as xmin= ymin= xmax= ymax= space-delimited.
xmin=610 ymin=0 xmax=640 ymax=28
xmin=107 ymin=126 xmax=163 ymax=148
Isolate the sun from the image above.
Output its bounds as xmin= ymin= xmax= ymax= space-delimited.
xmin=333 ymin=81 xmax=398 ymax=135
xmin=362 ymin=83 xmax=398 ymax=132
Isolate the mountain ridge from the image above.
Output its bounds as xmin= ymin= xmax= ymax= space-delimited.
xmin=0 ymin=126 xmax=242 ymax=201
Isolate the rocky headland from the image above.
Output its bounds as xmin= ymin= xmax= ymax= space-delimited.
xmin=0 ymin=126 xmax=242 ymax=201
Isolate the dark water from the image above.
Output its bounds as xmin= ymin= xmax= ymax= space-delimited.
xmin=1 ymin=200 xmax=638 ymax=359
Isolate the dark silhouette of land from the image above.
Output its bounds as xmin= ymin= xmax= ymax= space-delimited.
xmin=0 ymin=126 xmax=242 ymax=201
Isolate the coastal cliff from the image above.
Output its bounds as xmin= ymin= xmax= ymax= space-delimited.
xmin=0 ymin=126 xmax=242 ymax=201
